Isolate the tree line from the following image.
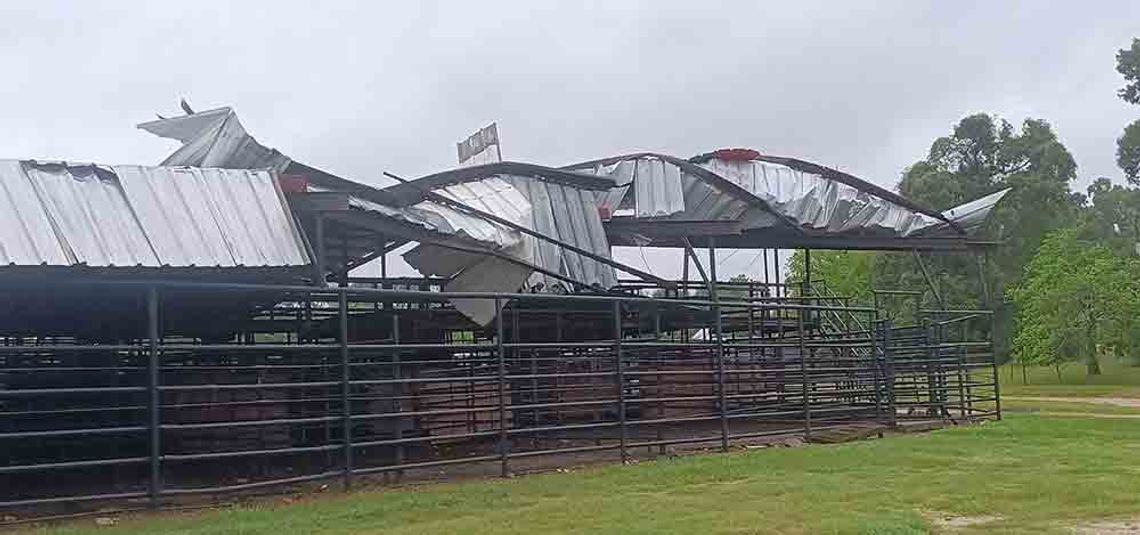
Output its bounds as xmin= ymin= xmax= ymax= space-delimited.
xmin=786 ymin=38 xmax=1140 ymax=376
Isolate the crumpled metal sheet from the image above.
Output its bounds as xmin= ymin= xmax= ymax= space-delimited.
xmin=699 ymin=158 xmax=947 ymax=236
xmin=0 ymin=160 xmax=309 ymax=267
xmin=397 ymin=173 xmax=617 ymax=293
xmin=578 ymin=153 xmax=953 ymax=237
xmin=344 ymin=176 xmax=530 ymax=252
xmin=503 ymin=175 xmax=616 ymax=290
xmin=570 ymin=156 xmax=751 ymax=222
xmin=938 ymin=188 xmax=1010 ymax=233
xmin=138 ymin=107 xmax=292 ymax=171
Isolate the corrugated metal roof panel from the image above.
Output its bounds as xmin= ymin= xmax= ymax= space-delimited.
xmin=572 ymin=155 xmax=754 ymax=222
xmin=343 ymin=176 xmax=527 ymax=250
xmin=26 ymin=163 xmax=158 ymax=266
xmin=115 ymin=165 xmax=309 ymax=267
xmin=0 ymin=160 xmax=309 ymax=268
xmin=632 ymin=158 xmax=685 ymax=217
xmin=138 ymin=107 xmax=292 ymax=172
xmin=704 ymin=158 xmax=943 ymax=236
xmin=0 ymin=161 xmax=66 ymax=265
xmin=371 ymin=172 xmax=616 ymax=292
xmin=501 ymin=175 xmax=616 ymax=290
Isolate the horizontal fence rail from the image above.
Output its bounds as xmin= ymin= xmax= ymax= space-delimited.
xmin=0 ymin=278 xmax=998 ymax=515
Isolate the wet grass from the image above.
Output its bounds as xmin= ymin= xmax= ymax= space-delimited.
xmin=29 ymin=406 xmax=1140 ymax=535
xmin=1000 ymin=359 xmax=1140 ymax=398
xmin=1000 ymin=398 xmax=1140 ymax=415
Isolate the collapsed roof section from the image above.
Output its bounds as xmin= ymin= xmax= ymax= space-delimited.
xmin=134 ymin=105 xmax=1008 ymax=323
xmin=0 ymin=159 xmax=309 ymax=269
xmin=565 ymin=149 xmax=1007 ymax=251
xmin=381 ymin=163 xmax=618 ymax=292
xmin=139 ymin=108 xmax=618 ymax=324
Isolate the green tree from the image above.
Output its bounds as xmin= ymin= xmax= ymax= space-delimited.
xmin=900 ymin=115 xmax=1078 ymax=290
xmin=1115 ymin=38 xmax=1140 ymax=105
xmin=1117 ymin=119 xmax=1140 ymax=185
xmin=784 ymin=250 xmax=875 ymax=304
xmin=787 ymin=114 xmax=1079 ymax=357
xmin=1115 ymin=38 xmax=1140 ymax=184
xmin=1083 ymin=177 xmax=1140 ymax=254
xmin=1009 ymin=228 xmax=1140 ymax=375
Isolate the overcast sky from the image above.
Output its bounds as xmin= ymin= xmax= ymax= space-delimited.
xmin=2 ymin=1 xmax=1138 ymax=279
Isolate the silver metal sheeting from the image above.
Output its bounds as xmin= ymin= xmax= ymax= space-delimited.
xmin=138 ymin=107 xmax=292 ymax=171
xmin=700 ymin=158 xmax=945 ymax=236
xmin=0 ymin=160 xmax=309 ymax=267
xmin=575 ymin=154 xmax=957 ymax=236
xmin=938 ymin=188 xmax=1010 ymax=233
xmin=340 ymin=177 xmax=527 ymax=250
xmin=141 ymin=108 xmax=616 ymax=295
xmin=503 ymin=175 xmax=616 ymax=290
xmin=397 ymin=174 xmax=616 ymax=291
xmin=395 ymin=174 xmax=615 ymax=325
xmin=572 ymin=156 xmax=756 ymax=222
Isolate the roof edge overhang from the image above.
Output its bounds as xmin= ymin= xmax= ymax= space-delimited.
xmin=688 ymin=149 xmax=962 ymax=232
xmin=604 ymin=217 xmax=996 ymax=252
xmin=381 ymin=161 xmax=616 ymax=208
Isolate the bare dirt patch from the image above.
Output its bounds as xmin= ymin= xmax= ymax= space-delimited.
xmin=927 ymin=512 xmax=1003 ymax=530
xmin=1006 ymin=396 xmax=1140 ymax=408
xmin=1073 ymin=517 xmax=1140 ymax=534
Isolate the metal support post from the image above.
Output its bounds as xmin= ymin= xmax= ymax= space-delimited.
xmin=870 ymin=313 xmax=884 ymax=423
xmin=313 ymin=213 xmax=326 ymax=287
xmin=709 ymin=238 xmax=728 ymax=452
xmin=614 ymin=301 xmax=628 ymax=463
xmin=956 ymin=321 xmax=968 ymax=419
xmin=990 ymin=312 xmax=1002 ymax=420
xmin=392 ymin=310 xmax=404 ymax=479
xmin=496 ymin=298 xmax=509 ymax=477
xmin=339 ymin=290 xmax=352 ymax=488
xmin=883 ymin=319 xmax=897 ymax=426
xmin=146 ymin=286 xmax=161 ymax=509
xmin=797 ymin=308 xmax=811 ymax=441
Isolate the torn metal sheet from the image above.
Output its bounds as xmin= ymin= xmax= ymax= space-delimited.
xmin=400 ymin=171 xmax=617 ymax=301
xmin=938 ymin=188 xmax=1010 ymax=233
xmin=700 ymin=157 xmax=944 ymax=236
xmin=568 ymin=152 xmax=987 ymax=241
xmin=502 ymin=175 xmax=617 ymax=291
xmin=138 ymin=107 xmax=292 ymax=171
xmin=567 ymin=155 xmax=757 ymax=223
xmin=0 ymin=160 xmax=309 ymax=268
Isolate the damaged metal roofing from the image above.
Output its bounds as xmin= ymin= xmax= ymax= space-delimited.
xmin=0 ymin=160 xmax=309 ymax=267
xmin=140 ymin=108 xmax=617 ymax=311
xmin=138 ymin=107 xmax=292 ymax=172
xmin=379 ymin=163 xmax=618 ymax=291
xmin=565 ymin=149 xmax=1006 ymax=244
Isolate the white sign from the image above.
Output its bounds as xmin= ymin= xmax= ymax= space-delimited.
xmin=456 ymin=122 xmax=501 ymax=167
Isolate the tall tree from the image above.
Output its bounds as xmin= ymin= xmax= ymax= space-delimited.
xmin=1009 ymin=228 xmax=1140 ymax=374
xmin=788 ymin=114 xmax=1079 ymax=358
xmin=1116 ymin=38 xmax=1140 ymax=184
xmin=900 ymin=114 xmax=1078 ymax=284
xmin=896 ymin=115 xmax=1078 ymax=358
xmin=1083 ymin=177 xmax=1140 ymax=254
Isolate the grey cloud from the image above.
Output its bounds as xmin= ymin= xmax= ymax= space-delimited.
xmin=2 ymin=0 xmax=1137 ymax=278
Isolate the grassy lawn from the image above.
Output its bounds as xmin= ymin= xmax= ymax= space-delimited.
xmin=28 ymin=406 xmax=1140 ymax=535
xmin=24 ymin=363 xmax=1140 ymax=535
xmin=1000 ymin=397 xmax=1140 ymax=415
xmin=999 ymin=358 xmax=1140 ymax=398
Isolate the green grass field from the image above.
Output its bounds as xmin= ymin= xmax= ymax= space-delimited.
xmin=999 ymin=358 xmax=1140 ymax=398
xmin=25 ymin=363 xmax=1140 ymax=535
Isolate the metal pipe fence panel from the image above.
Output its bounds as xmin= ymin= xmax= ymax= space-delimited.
xmin=0 ymin=279 xmax=997 ymax=514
